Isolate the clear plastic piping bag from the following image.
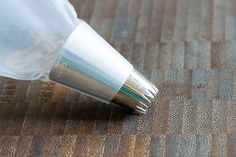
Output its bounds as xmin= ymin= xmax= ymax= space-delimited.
xmin=0 ymin=0 xmax=133 ymax=103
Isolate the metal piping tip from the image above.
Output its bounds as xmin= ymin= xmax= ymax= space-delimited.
xmin=111 ymin=68 xmax=158 ymax=114
xmin=49 ymin=21 xmax=157 ymax=114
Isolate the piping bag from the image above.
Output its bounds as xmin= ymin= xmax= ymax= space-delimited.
xmin=0 ymin=0 xmax=158 ymax=113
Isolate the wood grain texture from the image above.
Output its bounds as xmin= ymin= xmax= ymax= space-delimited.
xmin=1 ymin=0 xmax=236 ymax=156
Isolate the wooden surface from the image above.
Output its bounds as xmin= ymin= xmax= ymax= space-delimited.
xmin=1 ymin=0 xmax=236 ymax=156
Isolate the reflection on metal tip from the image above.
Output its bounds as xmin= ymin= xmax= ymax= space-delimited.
xmin=153 ymin=85 xmax=159 ymax=93
xmin=140 ymin=101 xmax=149 ymax=109
xmin=149 ymin=85 xmax=157 ymax=96
xmin=142 ymin=95 xmax=152 ymax=103
xmin=145 ymin=89 xmax=155 ymax=99
xmin=135 ymin=106 xmax=147 ymax=114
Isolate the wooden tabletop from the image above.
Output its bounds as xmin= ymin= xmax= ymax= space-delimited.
xmin=1 ymin=0 xmax=236 ymax=156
